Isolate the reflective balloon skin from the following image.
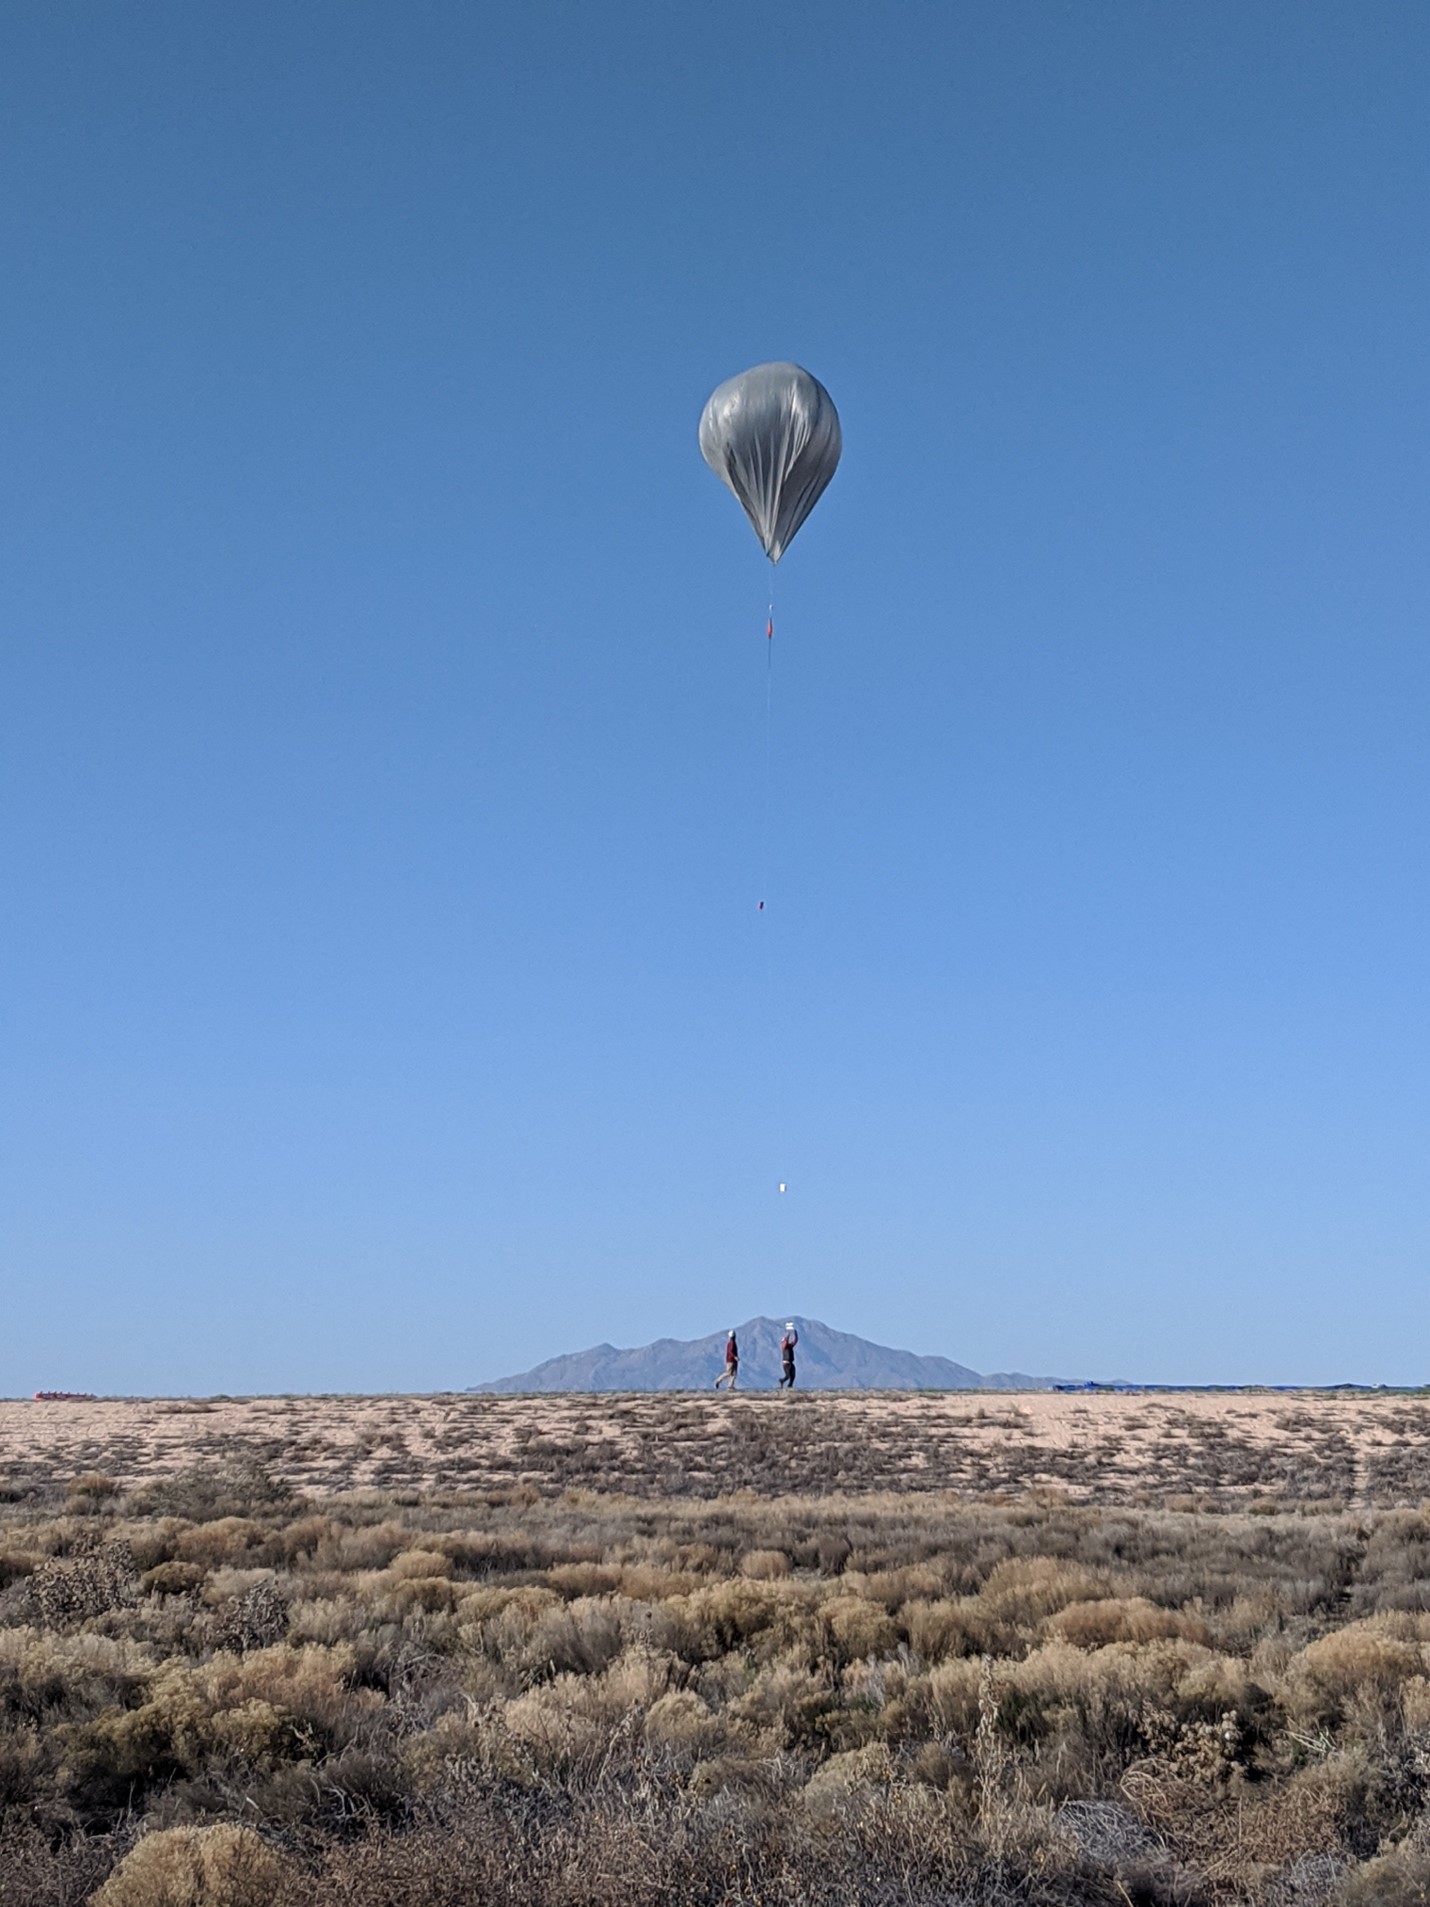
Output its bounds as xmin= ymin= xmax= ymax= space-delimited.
xmin=699 ymin=362 xmax=841 ymax=562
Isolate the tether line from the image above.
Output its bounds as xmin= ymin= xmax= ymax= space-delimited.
xmin=759 ymin=557 xmax=775 ymax=915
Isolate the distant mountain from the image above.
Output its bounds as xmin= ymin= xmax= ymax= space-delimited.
xmin=471 ymin=1317 xmax=1053 ymax=1393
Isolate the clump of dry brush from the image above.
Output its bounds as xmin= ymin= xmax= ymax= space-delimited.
xmin=8 ymin=1452 xmax=1430 ymax=1903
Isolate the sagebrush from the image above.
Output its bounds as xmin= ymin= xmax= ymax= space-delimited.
xmin=6 ymin=1425 xmax=1430 ymax=1902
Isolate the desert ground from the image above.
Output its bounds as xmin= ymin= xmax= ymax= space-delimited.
xmin=5 ymin=1387 xmax=1430 ymax=1503
xmin=10 ymin=1394 xmax=1430 ymax=1905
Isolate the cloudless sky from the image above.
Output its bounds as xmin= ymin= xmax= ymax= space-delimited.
xmin=5 ymin=2 xmax=1430 ymax=1394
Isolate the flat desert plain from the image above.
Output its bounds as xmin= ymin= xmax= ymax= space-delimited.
xmin=5 ymin=1387 xmax=1430 ymax=1503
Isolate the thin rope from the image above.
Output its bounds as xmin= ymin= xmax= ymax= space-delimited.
xmin=759 ymin=558 xmax=774 ymax=914
xmin=759 ymin=557 xmax=785 ymax=1202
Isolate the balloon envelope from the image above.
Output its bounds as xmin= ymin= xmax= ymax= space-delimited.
xmin=699 ymin=362 xmax=841 ymax=562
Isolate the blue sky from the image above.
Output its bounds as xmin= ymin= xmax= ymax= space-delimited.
xmin=5 ymin=2 xmax=1430 ymax=1393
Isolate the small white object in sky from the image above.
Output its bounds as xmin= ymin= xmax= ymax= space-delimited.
xmin=778 ymin=1182 xmax=787 ymax=1193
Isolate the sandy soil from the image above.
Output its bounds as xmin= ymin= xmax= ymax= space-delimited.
xmin=6 ymin=1389 xmax=1430 ymax=1505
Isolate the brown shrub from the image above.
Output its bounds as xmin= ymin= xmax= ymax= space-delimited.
xmin=120 ymin=1517 xmax=194 ymax=1573
xmin=740 ymin=1549 xmax=791 ymax=1580
xmin=329 ymin=1521 xmax=413 ymax=1571
xmin=386 ymin=1549 xmax=453 ymax=1581
xmin=978 ymin=1556 xmax=1109 ymax=1624
xmin=1336 ymin=1843 xmax=1430 ymax=1904
xmin=175 ymin=1520 xmax=268 ymax=1569
xmin=903 ymin=1597 xmax=984 ymax=1661
xmin=802 ymin=1741 xmax=893 ymax=1811
xmin=277 ymin=1515 xmax=336 ymax=1559
xmin=144 ymin=1562 xmax=205 ymax=1597
xmin=641 ymin=1687 xmax=727 ymax=1757
xmin=1287 ymin=1621 xmax=1425 ymax=1723
xmin=1050 ymin=1597 xmax=1212 ymax=1649
xmin=198 ymin=1642 xmax=368 ymax=1738
xmin=730 ymin=1657 xmax=835 ymax=1742
xmin=93 ymin=1824 xmax=293 ymax=1907
xmin=501 ymin=1647 xmax=677 ymax=1766
xmin=67 ymin=1472 xmax=122 ymax=1510
xmin=841 ymin=1564 xmax=945 ymax=1608
xmin=0 ymin=1546 xmax=41 ymax=1589
xmin=821 ymin=1593 xmax=898 ymax=1662
xmin=674 ymin=1578 xmax=816 ymax=1659
xmin=139 ymin=1461 xmax=294 ymax=1524
xmin=545 ymin=1561 xmax=622 ymax=1597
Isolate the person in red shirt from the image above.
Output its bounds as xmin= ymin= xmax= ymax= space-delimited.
xmin=778 ymin=1324 xmax=798 ymax=1390
xmin=714 ymin=1330 xmax=739 ymax=1390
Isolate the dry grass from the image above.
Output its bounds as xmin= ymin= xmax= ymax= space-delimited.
xmin=6 ymin=1402 xmax=1430 ymax=1900
xmin=6 ymin=1388 xmax=1430 ymax=1504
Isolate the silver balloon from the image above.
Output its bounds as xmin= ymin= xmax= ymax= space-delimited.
xmin=699 ymin=362 xmax=841 ymax=562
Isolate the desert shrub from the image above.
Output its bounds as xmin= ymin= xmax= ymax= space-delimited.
xmin=285 ymin=1594 xmax=381 ymax=1648
xmin=0 ymin=1814 xmax=123 ymax=1905
xmin=197 ymin=1643 xmax=368 ymax=1741
xmin=175 ymin=1519 xmax=269 ymax=1569
xmin=144 ymin=1562 xmax=205 ymax=1597
xmin=0 ymin=1723 xmax=47 ymax=1808
xmin=978 ymin=1555 xmax=1110 ymax=1624
xmin=0 ymin=1626 xmax=155 ymax=1724
xmin=140 ymin=1462 xmax=294 ymax=1525
xmin=386 ymin=1548 xmax=453 ymax=1580
xmin=841 ymin=1564 xmax=947 ymax=1608
xmin=1353 ymin=1511 xmax=1430 ymax=1617
xmin=19 ymin=1429 xmax=1430 ymax=1901
xmin=30 ymin=1538 xmax=138 ymax=1626
xmin=276 ymin=1514 xmax=336 ymax=1560
xmin=361 ymin=1561 xmax=460 ymax=1617
xmin=990 ymin=1638 xmax=1242 ymax=1770
xmin=902 ymin=1596 xmax=986 ymax=1661
xmin=211 ymin=1580 xmax=288 ymax=1653
xmin=1401 ymin=1677 xmax=1430 ymax=1730
xmin=820 ymin=1593 xmax=899 ymax=1662
xmin=93 ymin=1824 xmax=293 ymax=1907
xmin=1050 ymin=1597 xmax=1212 ymax=1649
xmin=545 ymin=1560 xmax=623 ymax=1596
xmin=455 ymin=1584 xmax=563 ymax=1669
xmin=616 ymin=1563 xmax=702 ymax=1600
xmin=0 ymin=1547 xmax=41 ymax=1590
xmin=641 ymin=1686 xmax=728 ymax=1759
xmin=56 ymin=1702 xmax=183 ymax=1816
xmin=675 ymin=1578 xmax=817 ymax=1659
xmin=731 ymin=1656 xmax=836 ymax=1744
xmin=325 ymin=1520 xmax=415 ymax=1571
xmin=802 ymin=1740 xmax=894 ymax=1811
xmin=53 ymin=1641 xmax=376 ymax=1822
xmin=66 ymin=1472 xmax=122 ymax=1512
xmin=1335 ymin=1842 xmax=1430 ymax=1903
xmin=502 ymin=1647 xmax=676 ymax=1768
xmin=521 ymin=1595 xmax=625 ymax=1677
xmin=892 ymin=1559 xmax=1114 ymax=1662
xmin=1286 ymin=1621 xmax=1425 ymax=1726
xmin=918 ymin=1656 xmax=984 ymax=1737
xmin=119 ymin=1517 xmax=194 ymax=1573
xmin=1235 ymin=1762 xmax=1363 ymax=1866
xmin=740 ymin=1548 xmax=791 ymax=1580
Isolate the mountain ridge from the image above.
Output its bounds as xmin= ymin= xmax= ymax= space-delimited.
xmin=471 ymin=1316 xmax=1055 ymax=1393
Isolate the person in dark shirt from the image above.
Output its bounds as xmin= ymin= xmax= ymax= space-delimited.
xmin=714 ymin=1330 xmax=739 ymax=1390
xmin=778 ymin=1323 xmax=798 ymax=1390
